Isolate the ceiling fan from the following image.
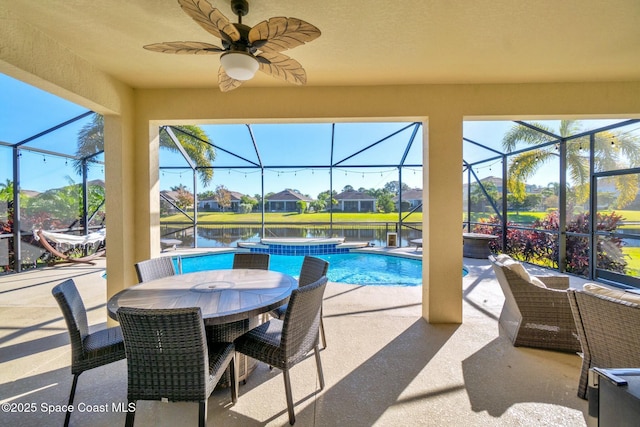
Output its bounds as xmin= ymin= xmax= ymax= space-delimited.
xmin=144 ymin=0 xmax=321 ymax=92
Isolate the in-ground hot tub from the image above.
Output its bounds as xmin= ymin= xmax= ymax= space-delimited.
xmin=237 ymin=237 xmax=367 ymax=256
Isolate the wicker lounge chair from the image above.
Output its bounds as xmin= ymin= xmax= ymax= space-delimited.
xmin=117 ymin=307 xmax=237 ymax=427
xmin=270 ymin=255 xmax=329 ymax=349
xmin=489 ymin=255 xmax=581 ymax=353
xmin=52 ymin=279 xmax=126 ymax=427
xmin=134 ymin=257 xmax=177 ymax=283
xmin=567 ymin=286 xmax=640 ymax=399
xmin=235 ymin=276 xmax=328 ymax=425
xmin=232 ymin=252 xmax=270 ymax=270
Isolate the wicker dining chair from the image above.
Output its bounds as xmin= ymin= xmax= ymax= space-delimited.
xmin=52 ymin=279 xmax=126 ymax=427
xmin=270 ymin=256 xmax=329 ymax=349
xmin=567 ymin=288 xmax=640 ymax=399
xmin=232 ymin=252 xmax=270 ymax=270
xmin=235 ymin=276 xmax=328 ymax=425
xmin=117 ymin=307 xmax=237 ymax=427
xmin=134 ymin=257 xmax=176 ymax=283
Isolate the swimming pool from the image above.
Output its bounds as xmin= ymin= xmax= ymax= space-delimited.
xmin=176 ymin=252 xmax=424 ymax=286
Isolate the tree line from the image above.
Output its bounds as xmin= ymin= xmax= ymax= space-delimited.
xmin=167 ymin=181 xmax=417 ymax=213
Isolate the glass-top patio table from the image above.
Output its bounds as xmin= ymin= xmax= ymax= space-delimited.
xmin=107 ymin=268 xmax=297 ymax=384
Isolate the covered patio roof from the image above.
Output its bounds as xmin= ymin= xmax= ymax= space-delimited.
xmin=4 ymin=0 xmax=639 ymax=89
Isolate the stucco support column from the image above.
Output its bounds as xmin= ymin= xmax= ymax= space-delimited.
xmin=134 ymin=124 xmax=161 ymax=262
xmin=422 ymin=114 xmax=463 ymax=323
xmin=104 ymin=113 xmax=136 ymax=325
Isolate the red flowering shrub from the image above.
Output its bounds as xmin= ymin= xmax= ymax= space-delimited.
xmin=472 ymin=210 xmax=626 ymax=277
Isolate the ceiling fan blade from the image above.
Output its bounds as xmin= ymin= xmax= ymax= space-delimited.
xmin=143 ymin=41 xmax=224 ymax=54
xmin=178 ymin=0 xmax=240 ymax=42
xmin=218 ymin=67 xmax=244 ymax=92
xmin=257 ymin=52 xmax=307 ymax=85
xmin=249 ymin=17 xmax=321 ymax=52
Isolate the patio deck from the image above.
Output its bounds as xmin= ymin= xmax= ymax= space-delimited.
xmin=0 ymin=255 xmax=596 ymax=426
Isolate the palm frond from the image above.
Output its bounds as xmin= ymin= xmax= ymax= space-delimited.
xmin=566 ymin=151 xmax=590 ymax=204
xmin=613 ymin=174 xmax=639 ymax=209
xmin=74 ymin=114 xmax=104 ymax=174
xmin=160 ymin=125 xmax=217 ymax=186
xmin=502 ymin=122 xmax=555 ymax=153
xmin=558 ymin=120 xmax=582 ymax=137
xmin=73 ymin=115 xmax=217 ymax=187
xmin=507 ymin=148 xmax=557 ymax=200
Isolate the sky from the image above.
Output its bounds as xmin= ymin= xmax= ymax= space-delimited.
xmin=2 ymin=72 xmax=638 ymax=198
xmin=160 ymin=121 xmax=424 ymax=198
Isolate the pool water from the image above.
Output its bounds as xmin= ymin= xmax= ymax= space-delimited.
xmin=177 ymin=252 xmax=424 ymax=286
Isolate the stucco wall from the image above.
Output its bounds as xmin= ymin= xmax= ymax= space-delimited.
xmin=0 ymin=7 xmax=138 ymax=305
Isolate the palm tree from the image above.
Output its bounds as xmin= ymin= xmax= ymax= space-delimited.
xmin=546 ymin=182 xmax=560 ymax=196
xmin=74 ymin=114 xmax=216 ymax=186
xmin=503 ymin=120 xmax=640 ymax=209
xmin=0 ymin=179 xmax=14 ymax=233
xmin=0 ymin=179 xmax=13 ymax=202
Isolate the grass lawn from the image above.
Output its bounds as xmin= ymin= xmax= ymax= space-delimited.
xmin=467 ymin=211 xmax=547 ymax=225
xmin=602 ymin=210 xmax=640 ymax=231
xmin=162 ymin=211 xmax=423 ymax=223
xmin=505 ymin=212 xmax=548 ymax=223
xmin=469 ymin=209 xmax=640 ymax=227
xmin=167 ymin=209 xmax=639 ymax=225
xmin=623 ymin=246 xmax=640 ymax=276
xmin=605 ymin=210 xmax=640 ymax=222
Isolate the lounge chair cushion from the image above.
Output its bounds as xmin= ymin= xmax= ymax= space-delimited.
xmin=583 ymin=283 xmax=640 ymax=305
xmin=529 ymin=276 xmax=547 ymax=288
xmin=496 ymin=254 xmax=513 ymax=263
xmin=502 ymin=258 xmax=547 ymax=288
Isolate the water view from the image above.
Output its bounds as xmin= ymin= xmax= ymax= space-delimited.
xmin=161 ymin=223 xmax=423 ymax=249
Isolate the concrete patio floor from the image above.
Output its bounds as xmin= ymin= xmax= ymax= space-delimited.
xmin=0 ymin=255 xmax=597 ymax=426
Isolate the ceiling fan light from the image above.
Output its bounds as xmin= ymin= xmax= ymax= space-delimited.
xmin=220 ymin=52 xmax=259 ymax=81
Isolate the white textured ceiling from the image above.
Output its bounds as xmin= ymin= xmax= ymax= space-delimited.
xmin=6 ymin=0 xmax=640 ymax=89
